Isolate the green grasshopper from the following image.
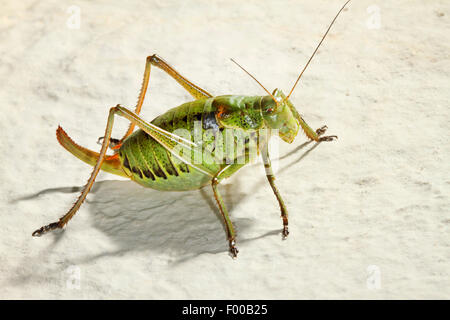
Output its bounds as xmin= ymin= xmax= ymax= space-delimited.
xmin=33 ymin=1 xmax=349 ymax=258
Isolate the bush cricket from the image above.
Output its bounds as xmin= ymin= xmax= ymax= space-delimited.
xmin=33 ymin=1 xmax=350 ymax=258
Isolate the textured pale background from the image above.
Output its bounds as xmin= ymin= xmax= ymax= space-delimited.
xmin=1 ymin=0 xmax=449 ymax=299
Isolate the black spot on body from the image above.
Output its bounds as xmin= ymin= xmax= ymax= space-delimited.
xmin=143 ymin=169 xmax=155 ymax=181
xmin=153 ymin=163 xmax=168 ymax=179
xmin=132 ymin=167 xmax=143 ymax=179
xmin=193 ymin=113 xmax=202 ymax=123
xmin=123 ymin=156 xmax=131 ymax=170
xmin=203 ymin=112 xmax=219 ymax=133
xmin=165 ymin=151 xmax=179 ymax=176
xmin=179 ymin=163 xmax=190 ymax=173
xmin=163 ymin=162 xmax=177 ymax=177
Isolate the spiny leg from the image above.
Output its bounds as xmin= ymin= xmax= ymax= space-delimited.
xmin=147 ymin=54 xmax=213 ymax=100
xmin=211 ymin=165 xmax=239 ymax=258
xmin=261 ymin=140 xmax=289 ymax=239
xmin=115 ymin=55 xmax=153 ymax=145
xmin=33 ymin=106 xmax=118 ymax=236
xmin=112 ymin=54 xmax=214 ymax=146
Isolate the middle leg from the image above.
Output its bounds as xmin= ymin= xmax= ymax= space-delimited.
xmin=211 ymin=164 xmax=245 ymax=258
xmin=260 ymin=140 xmax=289 ymax=238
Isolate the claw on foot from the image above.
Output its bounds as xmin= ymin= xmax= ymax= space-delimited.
xmin=316 ymin=125 xmax=338 ymax=141
xmin=319 ymin=135 xmax=338 ymax=142
xmin=282 ymin=226 xmax=289 ymax=240
xmin=32 ymin=222 xmax=61 ymax=237
xmin=316 ymin=125 xmax=328 ymax=136
xmin=229 ymin=240 xmax=239 ymax=259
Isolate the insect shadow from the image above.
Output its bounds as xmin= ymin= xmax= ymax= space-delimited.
xmin=83 ymin=177 xmax=286 ymax=262
xmin=16 ymin=140 xmax=316 ymax=263
xmin=18 ymin=177 xmax=277 ymax=262
xmin=83 ymin=179 xmax=257 ymax=260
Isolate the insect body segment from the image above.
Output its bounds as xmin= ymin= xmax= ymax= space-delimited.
xmin=32 ymin=1 xmax=350 ymax=258
xmin=213 ymin=95 xmax=264 ymax=131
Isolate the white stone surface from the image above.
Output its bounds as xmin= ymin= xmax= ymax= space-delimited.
xmin=1 ymin=0 xmax=449 ymax=299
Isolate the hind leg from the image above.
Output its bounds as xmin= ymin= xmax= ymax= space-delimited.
xmin=101 ymin=54 xmax=214 ymax=149
xmin=210 ymin=164 xmax=245 ymax=258
xmin=260 ymin=139 xmax=289 ymax=238
xmin=33 ymin=105 xmax=214 ymax=237
xmin=33 ymin=105 xmax=122 ymax=236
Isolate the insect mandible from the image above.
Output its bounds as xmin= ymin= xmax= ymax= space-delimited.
xmin=33 ymin=1 xmax=350 ymax=258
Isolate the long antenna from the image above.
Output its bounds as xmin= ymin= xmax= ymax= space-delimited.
xmin=286 ymin=0 xmax=350 ymax=100
xmin=230 ymin=58 xmax=279 ymax=105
